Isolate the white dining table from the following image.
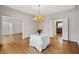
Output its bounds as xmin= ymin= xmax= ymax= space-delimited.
xmin=29 ymin=34 xmax=50 ymax=52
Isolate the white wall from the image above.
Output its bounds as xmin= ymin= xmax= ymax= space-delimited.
xmin=43 ymin=7 xmax=78 ymax=42
xmin=48 ymin=20 xmax=57 ymax=37
xmin=62 ymin=18 xmax=69 ymax=40
xmin=53 ymin=20 xmax=57 ymax=35
xmin=0 ymin=16 xmax=2 ymax=44
xmin=0 ymin=6 xmax=36 ymax=40
xmin=13 ymin=20 xmax=22 ymax=34
xmin=22 ymin=15 xmax=36 ymax=38
xmin=48 ymin=20 xmax=54 ymax=37
xmin=75 ymin=6 xmax=79 ymax=46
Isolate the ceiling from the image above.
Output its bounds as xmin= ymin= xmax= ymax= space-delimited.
xmin=6 ymin=5 xmax=75 ymax=16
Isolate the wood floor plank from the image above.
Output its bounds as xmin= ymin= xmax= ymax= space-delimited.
xmin=0 ymin=34 xmax=79 ymax=54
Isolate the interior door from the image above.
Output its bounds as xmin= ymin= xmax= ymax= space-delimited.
xmin=62 ymin=18 xmax=69 ymax=40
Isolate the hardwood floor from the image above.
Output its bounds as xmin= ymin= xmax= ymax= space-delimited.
xmin=0 ymin=34 xmax=79 ymax=54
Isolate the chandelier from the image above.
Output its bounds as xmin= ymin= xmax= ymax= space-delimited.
xmin=34 ymin=15 xmax=44 ymax=22
xmin=34 ymin=5 xmax=44 ymax=22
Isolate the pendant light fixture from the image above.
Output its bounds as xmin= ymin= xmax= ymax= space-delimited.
xmin=34 ymin=5 xmax=44 ymax=22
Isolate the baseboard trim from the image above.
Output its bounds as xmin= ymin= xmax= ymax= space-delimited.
xmin=63 ymin=40 xmax=79 ymax=47
xmin=2 ymin=33 xmax=22 ymax=36
xmin=13 ymin=33 xmax=22 ymax=35
xmin=63 ymin=40 xmax=77 ymax=43
xmin=23 ymin=37 xmax=30 ymax=39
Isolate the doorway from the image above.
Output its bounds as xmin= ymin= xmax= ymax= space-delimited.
xmin=2 ymin=16 xmax=22 ymax=44
xmin=48 ymin=18 xmax=69 ymax=41
xmin=56 ymin=21 xmax=62 ymax=37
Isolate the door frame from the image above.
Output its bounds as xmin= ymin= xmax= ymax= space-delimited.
xmin=48 ymin=18 xmax=69 ymax=40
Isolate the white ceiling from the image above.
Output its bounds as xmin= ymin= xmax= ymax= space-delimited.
xmin=6 ymin=5 xmax=75 ymax=16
